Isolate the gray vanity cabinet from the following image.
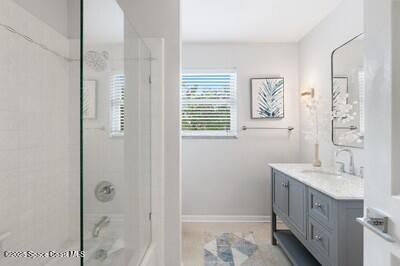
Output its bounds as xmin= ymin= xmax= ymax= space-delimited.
xmin=272 ymin=170 xmax=307 ymax=237
xmin=271 ymin=168 xmax=363 ymax=266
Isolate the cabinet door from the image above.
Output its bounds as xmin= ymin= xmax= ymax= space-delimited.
xmin=273 ymin=171 xmax=288 ymax=216
xmin=288 ymin=177 xmax=306 ymax=236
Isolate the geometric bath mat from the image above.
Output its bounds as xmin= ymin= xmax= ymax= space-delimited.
xmin=204 ymin=232 xmax=265 ymax=266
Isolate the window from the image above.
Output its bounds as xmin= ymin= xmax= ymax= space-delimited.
xmin=110 ymin=74 xmax=125 ymax=137
xmin=181 ymin=72 xmax=237 ymax=137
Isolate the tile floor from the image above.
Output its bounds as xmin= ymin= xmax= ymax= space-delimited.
xmin=182 ymin=222 xmax=291 ymax=266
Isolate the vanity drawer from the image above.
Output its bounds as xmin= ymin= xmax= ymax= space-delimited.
xmin=308 ymin=188 xmax=335 ymax=230
xmin=308 ymin=217 xmax=333 ymax=263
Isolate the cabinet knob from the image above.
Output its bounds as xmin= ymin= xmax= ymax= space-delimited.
xmin=281 ymin=182 xmax=289 ymax=188
xmin=314 ymin=235 xmax=322 ymax=241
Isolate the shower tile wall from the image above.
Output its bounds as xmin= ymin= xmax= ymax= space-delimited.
xmin=0 ymin=0 xmax=79 ymax=265
xmin=68 ymin=38 xmax=81 ymax=252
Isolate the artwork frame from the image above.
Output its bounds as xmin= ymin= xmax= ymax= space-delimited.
xmin=83 ymin=80 xmax=97 ymax=119
xmin=332 ymin=76 xmax=349 ymax=112
xmin=250 ymin=77 xmax=285 ymax=119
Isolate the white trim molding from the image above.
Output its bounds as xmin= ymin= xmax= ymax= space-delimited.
xmin=181 ymin=215 xmax=272 ymax=223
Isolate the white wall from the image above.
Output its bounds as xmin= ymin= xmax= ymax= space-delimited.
xmin=182 ymin=43 xmax=300 ymax=217
xmin=139 ymin=37 xmax=165 ymax=266
xmin=182 ymin=0 xmax=366 ymax=218
xmin=363 ymin=0 xmax=400 ymax=264
xmin=0 ymin=1 xmax=78 ymax=265
xmin=116 ymin=0 xmax=181 ymax=265
xmin=299 ymin=0 xmax=365 ymax=172
xmin=12 ymin=0 xmax=80 ymax=38
xmin=393 ymin=1 xmax=400 ymax=195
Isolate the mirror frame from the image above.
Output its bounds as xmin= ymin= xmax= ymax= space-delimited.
xmin=331 ymin=33 xmax=364 ymax=149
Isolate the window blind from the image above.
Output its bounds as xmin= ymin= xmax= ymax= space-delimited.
xmin=111 ymin=74 xmax=125 ymax=136
xmin=181 ymin=72 xmax=237 ymax=137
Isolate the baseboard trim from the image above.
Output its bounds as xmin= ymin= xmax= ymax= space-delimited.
xmin=181 ymin=215 xmax=272 ymax=223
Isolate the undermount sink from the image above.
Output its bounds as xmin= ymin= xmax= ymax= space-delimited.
xmin=301 ymin=169 xmax=339 ymax=176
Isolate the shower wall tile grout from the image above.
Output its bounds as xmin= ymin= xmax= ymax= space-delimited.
xmin=0 ymin=1 xmax=80 ymax=265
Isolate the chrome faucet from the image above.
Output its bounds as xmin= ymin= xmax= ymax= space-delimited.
xmin=93 ymin=216 xmax=110 ymax=238
xmin=335 ymin=149 xmax=355 ymax=175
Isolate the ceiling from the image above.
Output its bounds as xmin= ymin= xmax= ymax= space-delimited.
xmin=182 ymin=0 xmax=343 ymax=43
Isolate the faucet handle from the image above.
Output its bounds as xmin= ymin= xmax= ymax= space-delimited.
xmin=335 ymin=161 xmax=345 ymax=173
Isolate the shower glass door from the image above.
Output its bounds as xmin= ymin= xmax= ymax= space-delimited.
xmin=82 ymin=0 xmax=152 ymax=265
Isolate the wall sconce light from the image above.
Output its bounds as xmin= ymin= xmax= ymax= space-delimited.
xmin=300 ymin=88 xmax=315 ymax=103
xmin=300 ymin=88 xmax=315 ymax=98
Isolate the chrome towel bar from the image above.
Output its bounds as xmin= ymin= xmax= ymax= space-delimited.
xmin=356 ymin=207 xmax=395 ymax=243
xmin=242 ymin=126 xmax=294 ymax=131
xmin=334 ymin=125 xmax=358 ymax=130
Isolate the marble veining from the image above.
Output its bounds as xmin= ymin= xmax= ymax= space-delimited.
xmin=269 ymin=163 xmax=364 ymax=200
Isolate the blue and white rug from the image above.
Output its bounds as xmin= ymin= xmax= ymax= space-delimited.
xmin=204 ymin=232 xmax=264 ymax=266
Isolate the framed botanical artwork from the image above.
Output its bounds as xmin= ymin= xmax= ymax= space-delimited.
xmin=251 ymin=77 xmax=284 ymax=119
xmin=83 ymin=80 xmax=97 ymax=119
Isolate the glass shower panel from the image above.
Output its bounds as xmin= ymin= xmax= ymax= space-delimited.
xmin=82 ymin=0 xmax=152 ymax=265
xmin=123 ymin=26 xmax=152 ymax=264
xmin=139 ymin=37 xmax=152 ymax=260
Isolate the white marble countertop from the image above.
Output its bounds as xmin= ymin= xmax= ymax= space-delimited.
xmin=269 ymin=163 xmax=364 ymax=200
